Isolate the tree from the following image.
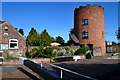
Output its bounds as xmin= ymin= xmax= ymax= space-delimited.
xmin=39 ymin=29 xmax=54 ymax=46
xmin=70 ymin=28 xmax=75 ymax=34
xmin=67 ymin=39 xmax=75 ymax=45
xmin=56 ymin=36 xmax=65 ymax=44
xmin=112 ymin=41 xmax=117 ymax=46
xmin=19 ymin=28 xmax=24 ymax=36
xmin=116 ymin=27 xmax=120 ymax=40
xmin=67 ymin=28 xmax=75 ymax=45
xmin=27 ymin=28 xmax=40 ymax=46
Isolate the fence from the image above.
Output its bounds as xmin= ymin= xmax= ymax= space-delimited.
xmin=19 ymin=57 xmax=97 ymax=80
xmin=41 ymin=61 xmax=97 ymax=80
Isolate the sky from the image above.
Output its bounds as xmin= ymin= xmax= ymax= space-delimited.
xmin=2 ymin=2 xmax=119 ymax=43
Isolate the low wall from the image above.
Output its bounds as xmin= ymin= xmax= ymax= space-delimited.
xmin=3 ymin=58 xmax=51 ymax=65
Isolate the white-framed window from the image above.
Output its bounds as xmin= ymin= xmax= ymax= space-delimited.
xmin=4 ymin=33 xmax=9 ymax=36
xmin=9 ymin=39 xmax=18 ymax=49
xmin=4 ymin=26 xmax=8 ymax=31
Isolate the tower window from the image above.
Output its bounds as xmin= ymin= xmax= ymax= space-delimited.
xmin=9 ymin=39 xmax=18 ymax=49
xmin=82 ymin=31 xmax=88 ymax=39
xmin=82 ymin=19 xmax=88 ymax=26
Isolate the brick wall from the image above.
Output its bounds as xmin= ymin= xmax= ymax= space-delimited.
xmin=0 ymin=21 xmax=3 ymax=49
xmin=0 ymin=21 xmax=26 ymax=58
xmin=74 ymin=5 xmax=106 ymax=56
xmin=3 ymin=58 xmax=51 ymax=65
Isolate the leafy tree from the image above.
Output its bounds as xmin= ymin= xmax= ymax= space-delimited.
xmin=19 ymin=28 xmax=24 ymax=35
xmin=51 ymin=37 xmax=55 ymax=42
xmin=27 ymin=28 xmax=40 ymax=46
xmin=56 ymin=36 xmax=65 ymax=44
xmin=39 ymin=29 xmax=54 ymax=46
xmin=67 ymin=39 xmax=75 ymax=45
xmin=70 ymin=28 xmax=75 ymax=34
xmin=116 ymin=27 xmax=120 ymax=40
xmin=112 ymin=41 xmax=117 ymax=46
xmin=67 ymin=28 xmax=75 ymax=45
xmin=74 ymin=46 xmax=90 ymax=55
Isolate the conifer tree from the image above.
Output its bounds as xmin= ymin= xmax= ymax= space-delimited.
xmin=19 ymin=28 xmax=24 ymax=35
xmin=67 ymin=28 xmax=75 ymax=45
xmin=27 ymin=28 xmax=40 ymax=46
xmin=117 ymin=27 xmax=120 ymax=40
xmin=56 ymin=36 xmax=65 ymax=44
xmin=39 ymin=29 xmax=54 ymax=46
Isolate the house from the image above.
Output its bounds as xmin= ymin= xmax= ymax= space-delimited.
xmin=106 ymin=41 xmax=119 ymax=53
xmin=0 ymin=20 xmax=26 ymax=58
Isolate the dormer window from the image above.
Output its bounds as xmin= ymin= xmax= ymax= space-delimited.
xmin=4 ymin=26 xmax=8 ymax=31
xmin=9 ymin=39 xmax=18 ymax=49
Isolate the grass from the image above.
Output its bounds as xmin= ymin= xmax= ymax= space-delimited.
xmin=5 ymin=54 xmax=17 ymax=60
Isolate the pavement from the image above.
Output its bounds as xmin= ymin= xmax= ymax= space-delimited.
xmin=1 ymin=54 xmax=120 ymax=80
xmin=2 ymin=65 xmax=41 ymax=80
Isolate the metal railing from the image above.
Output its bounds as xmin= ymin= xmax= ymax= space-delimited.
xmin=41 ymin=61 xmax=97 ymax=80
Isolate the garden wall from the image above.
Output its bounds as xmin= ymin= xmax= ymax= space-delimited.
xmin=3 ymin=58 xmax=51 ymax=65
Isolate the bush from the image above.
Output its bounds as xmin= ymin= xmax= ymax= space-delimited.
xmin=25 ymin=49 xmax=30 ymax=58
xmin=74 ymin=46 xmax=90 ymax=55
xmin=25 ymin=47 xmax=44 ymax=58
xmin=43 ymin=47 xmax=54 ymax=58
xmin=57 ymin=52 xmax=64 ymax=56
xmin=115 ymin=50 xmax=120 ymax=53
xmin=25 ymin=46 xmax=85 ymax=58
xmin=51 ymin=47 xmax=60 ymax=50
xmin=64 ymin=46 xmax=71 ymax=56
xmin=5 ymin=53 xmax=17 ymax=60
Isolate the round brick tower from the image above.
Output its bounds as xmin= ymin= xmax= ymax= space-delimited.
xmin=74 ymin=4 xmax=106 ymax=56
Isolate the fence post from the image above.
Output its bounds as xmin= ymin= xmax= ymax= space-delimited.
xmin=60 ymin=69 xmax=63 ymax=79
xmin=41 ymin=61 xmax=43 ymax=68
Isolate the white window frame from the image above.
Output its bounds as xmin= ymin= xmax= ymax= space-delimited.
xmin=4 ymin=26 xmax=8 ymax=29
xmin=4 ymin=33 xmax=9 ymax=36
xmin=9 ymin=39 xmax=18 ymax=49
xmin=4 ymin=26 xmax=8 ymax=31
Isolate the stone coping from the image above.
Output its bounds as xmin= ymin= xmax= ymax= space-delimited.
xmin=2 ymin=58 xmax=51 ymax=65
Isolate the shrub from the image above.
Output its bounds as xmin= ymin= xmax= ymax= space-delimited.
xmin=25 ymin=49 xmax=30 ymax=58
xmin=43 ymin=47 xmax=54 ymax=58
xmin=115 ymin=50 xmax=120 ymax=53
xmin=29 ymin=48 xmax=40 ymax=58
xmin=64 ymin=46 xmax=72 ymax=56
xmin=74 ymin=46 xmax=90 ymax=55
xmin=57 ymin=52 xmax=64 ymax=56
xmin=25 ymin=47 xmax=44 ymax=58
xmin=51 ymin=47 xmax=60 ymax=50
xmin=5 ymin=53 xmax=17 ymax=60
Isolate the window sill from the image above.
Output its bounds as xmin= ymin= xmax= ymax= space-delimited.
xmin=9 ymin=48 xmax=18 ymax=50
xmin=82 ymin=25 xmax=88 ymax=26
xmin=82 ymin=38 xmax=89 ymax=39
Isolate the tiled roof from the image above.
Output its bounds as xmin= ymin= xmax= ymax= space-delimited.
xmin=69 ymin=34 xmax=79 ymax=43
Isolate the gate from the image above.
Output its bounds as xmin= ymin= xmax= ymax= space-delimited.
xmin=93 ymin=47 xmax=102 ymax=56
